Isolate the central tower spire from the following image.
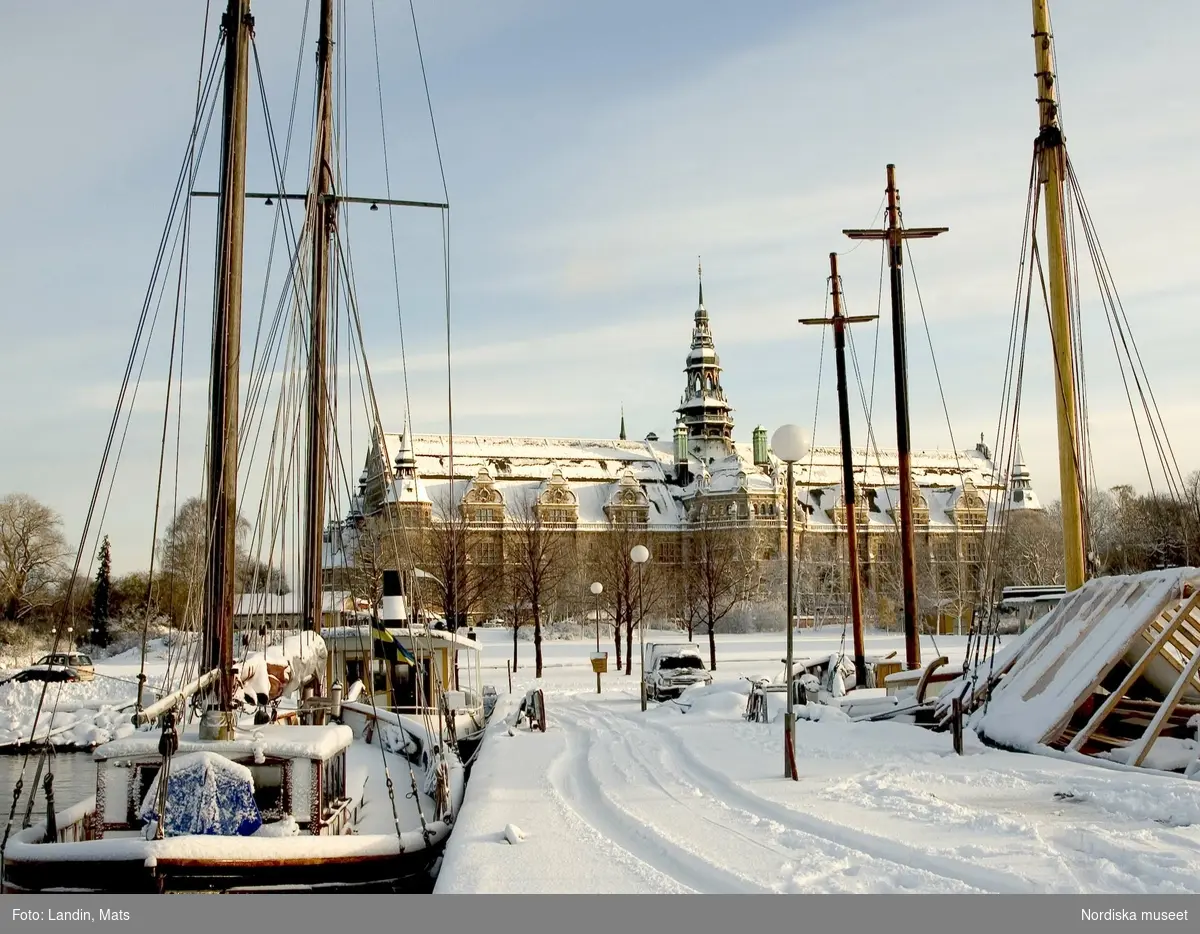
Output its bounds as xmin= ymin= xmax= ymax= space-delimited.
xmin=676 ymin=258 xmax=733 ymax=462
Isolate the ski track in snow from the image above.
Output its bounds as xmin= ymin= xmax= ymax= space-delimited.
xmin=632 ymin=710 xmax=1020 ymax=893
xmin=546 ymin=707 xmax=754 ymax=892
xmin=549 ymin=699 xmax=983 ymax=893
xmin=537 ymin=688 xmax=1200 ymax=894
xmin=812 ymin=761 xmax=1200 ymax=893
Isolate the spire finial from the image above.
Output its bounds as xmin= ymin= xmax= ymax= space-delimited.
xmin=697 ymin=256 xmax=704 ymax=309
xmin=620 ymin=404 xmax=627 ymax=441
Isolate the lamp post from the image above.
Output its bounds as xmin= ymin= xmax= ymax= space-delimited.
xmin=772 ymin=424 xmax=810 ymax=781
xmin=630 ymin=544 xmax=650 ymax=711
xmin=590 ymin=581 xmax=604 ymax=694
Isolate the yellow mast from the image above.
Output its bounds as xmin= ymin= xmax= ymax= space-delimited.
xmin=1032 ymin=0 xmax=1086 ymax=591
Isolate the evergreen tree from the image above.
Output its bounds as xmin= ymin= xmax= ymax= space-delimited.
xmin=92 ymin=535 xmax=112 ymax=648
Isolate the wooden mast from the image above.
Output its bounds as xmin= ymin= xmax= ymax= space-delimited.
xmin=302 ymin=0 xmax=336 ymax=639
xmin=1033 ymin=0 xmax=1086 ymax=591
xmin=844 ymin=166 xmax=947 ymax=671
xmin=201 ymin=0 xmax=253 ymax=741
xmin=800 ymin=253 xmax=877 ymax=687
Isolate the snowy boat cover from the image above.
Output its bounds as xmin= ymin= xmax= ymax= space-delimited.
xmin=971 ymin=568 xmax=1200 ymax=751
xmin=233 ymin=631 xmax=327 ymax=703
xmin=141 ymin=751 xmax=262 ymax=837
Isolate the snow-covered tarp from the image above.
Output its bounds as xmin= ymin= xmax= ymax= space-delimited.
xmin=140 ymin=751 xmax=262 ymax=837
xmin=234 ymin=632 xmax=327 ymax=704
xmin=970 ymin=568 xmax=1200 ymax=751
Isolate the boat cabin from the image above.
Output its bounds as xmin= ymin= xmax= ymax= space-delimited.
xmin=321 ymin=625 xmax=482 ymax=711
xmin=89 ymin=725 xmax=357 ymax=839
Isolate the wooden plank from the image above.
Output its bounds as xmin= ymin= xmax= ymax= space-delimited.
xmin=1065 ymin=590 xmax=1200 ymax=752
xmin=1038 ymin=583 xmax=1187 ymax=746
xmin=1130 ymin=638 xmax=1200 ymax=768
xmin=1111 ymin=696 xmax=1200 ymax=715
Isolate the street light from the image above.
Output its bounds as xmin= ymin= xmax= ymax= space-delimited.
xmin=772 ymin=424 xmax=810 ymax=781
xmin=630 ymin=544 xmax=650 ymax=711
xmin=590 ymin=581 xmax=604 ymax=694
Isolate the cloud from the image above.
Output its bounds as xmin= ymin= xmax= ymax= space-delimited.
xmin=5 ymin=1 xmax=1200 ymax=572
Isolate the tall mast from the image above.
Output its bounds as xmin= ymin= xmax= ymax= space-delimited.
xmin=302 ymin=0 xmax=336 ymax=638
xmin=201 ymin=0 xmax=253 ymax=740
xmin=801 ymin=254 xmax=877 ymax=687
xmin=1032 ymin=0 xmax=1086 ymax=591
xmin=844 ymin=165 xmax=947 ymax=671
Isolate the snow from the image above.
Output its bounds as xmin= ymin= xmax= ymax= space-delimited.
xmin=504 ymin=823 xmax=527 ymax=845
xmin=14 ymin=622 xmax=1200 ymax=892
xmin=435 ymin=628 xmax=1200 ymax=894
xmin=233 ymin=593 xmax=354 ymax=617
xmin=1104 ymin=736 xmax=1200 ymax=773
xmin=0 ymin=659 xmax=151 ymax=748
xmin=970 ymin=569 xmax=1200 ymax=750
xmin=375 ymin=432 xmax=1016 ymax=531
xmin=5 ymin=823 xmax=442 ymax=863
xmin=95 ymin=724 xmax=354 ymax=762
xmin=0 ymin=633 xmax=339 ymax=751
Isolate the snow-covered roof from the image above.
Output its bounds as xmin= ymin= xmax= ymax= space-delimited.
xmin=233 ymin=592 xmax=356 ymax=617
xmin=786 ymin=444 xmax=998 ymax=487
xmin=320 ymin=625 xmax=481 ymax=653
xmin=395 ymin=433 xmax=676 ymax=480
xmin=94 ymin=724 xmax=355 ymax=762
xmin=356 ymin=430 xmax=1030 ymax=533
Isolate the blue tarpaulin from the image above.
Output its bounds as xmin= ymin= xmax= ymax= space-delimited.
xmin=140 ymin=751 xmax=263 ymax=837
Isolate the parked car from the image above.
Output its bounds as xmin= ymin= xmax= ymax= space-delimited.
xmin=643 ymin=642 xmax=712 ymax=701
xmin=31 ymin=652 xmax=95 ymax=681
xmin=8 ymin=665 xmax=81 ymax=684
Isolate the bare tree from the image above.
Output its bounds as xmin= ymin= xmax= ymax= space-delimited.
xmin=587 ymin=520 xmax=645 ymax=674
xmin=0 ymin=493 xmax=69 ymax=622
xmin=995 ymin=510 xmax=1065 ymax=587
xmin=427 ymin=489 xmax=499 ymax=631
xmin=504 ymin=569 xmax=528 ymax=673
xmin=347 ymin=514 xmax=416 ymax=615
xmin=508 ymin=492 xmax=568 ymax=678
xmin=156 ymin=497 xmax=288 ymax=625
xmin=682 ymin=512 xmax=761 ymax=670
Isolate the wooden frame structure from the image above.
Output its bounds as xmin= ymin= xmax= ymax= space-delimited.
xmin=946 ymin=568 xmax=1200 ymax=772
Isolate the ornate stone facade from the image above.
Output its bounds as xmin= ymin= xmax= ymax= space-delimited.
xmin=329 ymin=271 xmax=1041 ymax=628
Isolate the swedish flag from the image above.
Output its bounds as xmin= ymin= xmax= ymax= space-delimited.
xmin=372 ymin=620 xmax=416 ymax=665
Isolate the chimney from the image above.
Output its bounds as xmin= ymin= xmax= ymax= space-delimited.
xmin=752 ymin=425 xmax=769 ymax=467
xmin=382 ymin=569 xmax=407 ymax=625
xmin=674 ymin=419 xmax=690 ymax=485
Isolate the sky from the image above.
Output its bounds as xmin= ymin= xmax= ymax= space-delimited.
xmin=2 ymin=0 xmax=1200 ymax=575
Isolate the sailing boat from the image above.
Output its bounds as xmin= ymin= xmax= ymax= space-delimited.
xmin=928 ymin=0 xmax=1200 ymax=772
xmin=1 ymin=0 xmax=465 ymax=893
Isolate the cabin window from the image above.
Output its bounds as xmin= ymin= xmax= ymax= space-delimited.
xmin=246 ymin=762 xmax=287 ymax=818
xmin=132 ymin=763 xmax=160 ymax=823
xmin=321 ymin=751 xmax=347 ymax=818
xmin=344 ymin=658 xmax=364 ymax=686
xmin=391 ymin=659 xmax=433 ymax=709
xmin=393 ymin=662 xmax=415 ymax=708
xmin=373 ymin=657 xmax=389 ymax=693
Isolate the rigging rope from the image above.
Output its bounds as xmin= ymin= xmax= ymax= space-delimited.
xmin=1 ymin=8 xmax=223 ymax=877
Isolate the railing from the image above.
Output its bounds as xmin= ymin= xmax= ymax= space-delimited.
xmin=481 ymin=661 xmax=513 ymax=692
xmin=318 ymin=796 xmax=358 ymax=836
xmin=16 ymin=797 xmax=97 ymax=845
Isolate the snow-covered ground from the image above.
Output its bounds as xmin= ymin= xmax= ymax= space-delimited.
xmin=437 ymin=628 xmax=1200 ymax=894
xmin=0 ymin=639 xmax=175 ymax=748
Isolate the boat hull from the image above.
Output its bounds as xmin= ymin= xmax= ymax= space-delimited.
xmin=2 ymin=791 xmax=454 ymax=894
xmin=3 ymin=848 xmax=443 ymax=893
